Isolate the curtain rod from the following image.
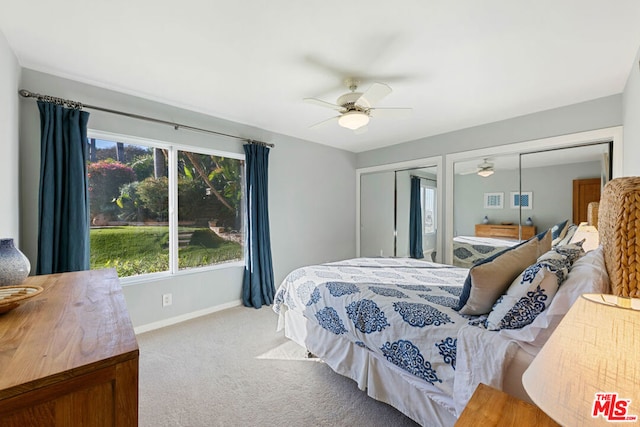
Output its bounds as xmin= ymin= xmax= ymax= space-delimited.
xmin=410 ymin=174 xmax=436 ymax=182
xmin=18 ymin=89 xmax=275 ymax=148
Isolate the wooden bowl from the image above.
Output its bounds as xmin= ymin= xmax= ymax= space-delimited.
xmin=0 ymin=285 xmax=43 ymax=314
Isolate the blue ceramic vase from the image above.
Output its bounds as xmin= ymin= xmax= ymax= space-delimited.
xmin=0 ymin=238 xmax=31 ymax=287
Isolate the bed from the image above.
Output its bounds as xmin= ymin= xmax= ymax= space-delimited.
xmin=452 ymin=220 xmax=579 ymax=268
xmin=272 ymin=190 xmax=629 ymax=426
xmin=452 ymin=235 xmax=520 ymax=268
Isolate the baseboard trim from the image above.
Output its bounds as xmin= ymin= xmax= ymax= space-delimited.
xmin=134 ymin=299 xmax=243 ymax=334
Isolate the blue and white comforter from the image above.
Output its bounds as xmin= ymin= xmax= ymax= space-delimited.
xmin=273 ymin=257 xmax=477 ymax=396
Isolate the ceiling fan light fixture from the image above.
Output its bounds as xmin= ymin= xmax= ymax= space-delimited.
xmin=477 ymin=169 xmax=494 ymax=178
xmin=338 ymin=111 xmax=370 ymax=130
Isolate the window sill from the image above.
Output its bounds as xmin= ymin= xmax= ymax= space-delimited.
xmin=118 ymin=260 xmax=244 ymax=286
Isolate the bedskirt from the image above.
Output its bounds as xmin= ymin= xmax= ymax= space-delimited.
xmin=283 ymin=309 xmax=459 ymax=426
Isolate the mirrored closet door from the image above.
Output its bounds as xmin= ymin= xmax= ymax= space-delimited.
xmin=359 ymin=164 xmax=440 ymax=261
xmin=519 ymin=142 xmax=610 ymax=233
xmin=360 ymin=170 xmax=395 ymax=258
xmin=450 ymin=141 xmax=611 ymax=267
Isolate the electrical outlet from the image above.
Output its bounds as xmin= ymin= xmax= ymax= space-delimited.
xmin=162 ymin=293 xmax=172 ymax=307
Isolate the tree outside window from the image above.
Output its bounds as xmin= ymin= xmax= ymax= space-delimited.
xmin=87 ymin=136 xmax=244 ymax=279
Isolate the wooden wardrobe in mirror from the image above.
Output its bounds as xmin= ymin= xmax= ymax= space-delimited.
xmin=573 ymin=178 xmax=601 ymax=225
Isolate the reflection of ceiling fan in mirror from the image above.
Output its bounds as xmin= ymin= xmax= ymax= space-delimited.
xmin=459 ymin=159 xmax=495 ymax=177
xmin=304 ymin=78 xmax=412 ymax=133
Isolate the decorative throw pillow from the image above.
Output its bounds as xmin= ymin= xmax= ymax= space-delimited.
xmin=456 ymin=230 xmax=551 ymax=315
xmin=553 ymin=240 xmax=586 ymax=265
xmin=551 ymin=220 xmax=570 ymax=246
xmin=497 ymin=246 xmax=610 ymax=353
xmin=486 ymin=250 xmax=570 ymax=330
xmin=554 ymin=224 xmax=578 ymax=247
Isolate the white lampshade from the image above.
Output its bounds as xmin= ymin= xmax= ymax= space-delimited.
xmin=338 ymin=111 xmax=369 ymax=130
xmin=522 ymin=294 xmax=640 ymax=426
xmin=477 ymin=169 xmax=494 ymax=177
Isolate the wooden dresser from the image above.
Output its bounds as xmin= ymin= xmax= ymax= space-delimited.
xmin=475 ymin=224 xmax=536 ymax=240
xmin=0 ymin=269 xmax=139 ymax=426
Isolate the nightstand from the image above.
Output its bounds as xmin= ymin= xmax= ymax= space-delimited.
xmin=455 ymin=383 xmax=560 ymax=427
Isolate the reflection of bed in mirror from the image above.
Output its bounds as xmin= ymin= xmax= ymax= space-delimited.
xmin=452 ymin=224 xmax=536 ymax=268
xmin=452 ymin=235 xmax=521 ymax=268
xmin=453 ymin=219 xmax=586 ymax=268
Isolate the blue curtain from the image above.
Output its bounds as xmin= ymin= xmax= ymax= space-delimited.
xmin=242 ymin=143 xmax=275 ymax=308
xmin=36 ymin=101 xmax=90 ymax=275
xmin=409 ymin=176 xmax=424 ymax=259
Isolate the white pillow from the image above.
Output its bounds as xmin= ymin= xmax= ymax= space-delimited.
xmin=498 ymin=245 xmax=610 ymax=355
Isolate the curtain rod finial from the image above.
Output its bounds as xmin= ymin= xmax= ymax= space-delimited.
xmin=18 ymin=89 xmax=32 ymax=98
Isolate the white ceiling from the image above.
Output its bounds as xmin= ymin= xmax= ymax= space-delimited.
xmin=2 ymin=1 xmax=640 ymax=153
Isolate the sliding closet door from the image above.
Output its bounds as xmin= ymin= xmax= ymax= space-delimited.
xmin=360 ymin=171 xmax=395 ymax=257
xmin=519 ymin=143 xmax=610 ymax=233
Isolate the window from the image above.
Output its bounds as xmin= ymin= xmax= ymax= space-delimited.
xmin=421 ymin=185 xmax=436 ymax=234
xmin=87 ymin=133 xmax=244 ymax=279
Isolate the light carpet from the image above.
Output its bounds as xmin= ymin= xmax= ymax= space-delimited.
xmin=137 ymin=305 xmax=420 ymax=426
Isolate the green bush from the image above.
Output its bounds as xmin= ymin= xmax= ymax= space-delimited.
xmin=137 ymin=177 xmax=169 ymax=221
xmin=129 ymin=153 xmax=154 ymax=181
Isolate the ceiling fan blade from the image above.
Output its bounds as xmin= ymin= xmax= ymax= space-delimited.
xmin=369 ymin=107 xmax=412 ymax=119
xmin=304 ymin=98 xmax=344 ymax=111
xmin=458 ymin=169 xmax=481 ymax=175
xmin=355 ymin=82 xmax=392 ymax=108
xmin=309 ymin=116 xmax=339 ymax=129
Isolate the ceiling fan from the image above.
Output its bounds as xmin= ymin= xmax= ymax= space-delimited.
xmin=304 ymin=79 xmax=412 ymax=132
xmin=459 ymin=159 xmax=495 ymax=177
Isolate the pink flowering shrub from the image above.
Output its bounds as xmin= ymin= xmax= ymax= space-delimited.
xmin=88 ymin=160 xmax=136 ymax=220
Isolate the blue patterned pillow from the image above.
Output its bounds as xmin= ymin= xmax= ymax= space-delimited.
xmin=486 ymin=250 xmax=570 ymax=330
xmin=553 ymin=240 xmax=586 ymax=264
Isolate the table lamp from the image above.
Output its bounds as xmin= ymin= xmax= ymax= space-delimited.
xmin=522 ymin=294 xmax=640 ymax=426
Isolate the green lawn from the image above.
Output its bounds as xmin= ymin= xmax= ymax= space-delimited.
xmin=90 ymin=226 xmax=242 ymax=278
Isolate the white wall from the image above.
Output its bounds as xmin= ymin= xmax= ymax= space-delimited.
xmin=0 ymin=31 xmax=21 ymax=244
xmin=623 ymin=46 xmax=640 ymax=175
xmin=357 ymin=95 xmax=622 ymax=169
xmin=18 ymin=69 xmax=356 ymax=328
